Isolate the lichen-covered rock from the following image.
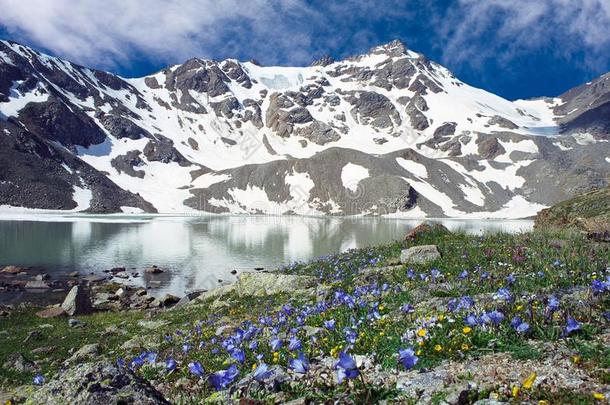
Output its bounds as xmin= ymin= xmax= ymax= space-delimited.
xmin=28 ymin=361 xmax=169 ymax=404
xmin=235 ymin=272 xmax=317 ymax=297
xmin=400 ymin=245 xmax=441 ymax=264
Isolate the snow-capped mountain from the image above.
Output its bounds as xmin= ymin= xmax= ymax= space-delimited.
xmin=0 ymin=39 xmax=608 ymax=217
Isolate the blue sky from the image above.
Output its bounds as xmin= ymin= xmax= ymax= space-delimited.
xmin=1 ymin=0 xmax=610 ymax=100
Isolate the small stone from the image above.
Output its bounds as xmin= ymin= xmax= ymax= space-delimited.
xmin=145 ymin=265 xmax=164 ymax=274
xmin=138 ymin=320 xmax=170 ymax=330
xmin=25 ymin=280 xmax=50 ymax=289
xmin=36 ymin=307 xmax=66 ymax=318
xmin=24 ymin=330 xmax=42 ymax=343
xmin=83 ymin=275 xmax=108 ymax=283
xmin=61 ymin=285 xmax=93 ymax=316
xmin=110 ymin=267 xmax=126 ymax=273
xmin=68 ymin=318 xmax=86 ymax=328
xmin=66 ymin=343 xmax=100 ymax=364
xmin=230 ymin=269 xmax=238 ymax=275
xmin=173 ymin=291 xmax=204 ymax=309
xmin=1 ymin=265 xmax=25 ymax=274
xmin=116 ymin=287 xmax=128 ymax=298
xmin=35 ymin=273 xmax=50 ymax=281
xmin=67 ymin=271 xmax=80 ymax=277
xmin=3 ymin=353 xmax=38 ymax=373
xmin=31 ymin=346 xmax=57 ymax=355
xmin=400 ymin=245 xmax=441 ymax=265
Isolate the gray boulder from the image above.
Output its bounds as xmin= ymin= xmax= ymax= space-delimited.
xmin=235 ymin=272 xmax=318 ymax=297
xmin=400 ymin=245 xmax=441 ymax=264
xmin=28 ymin=361 xmax=169 ymax=405
xmin=61 ymin=285 xmax=93 ymax=316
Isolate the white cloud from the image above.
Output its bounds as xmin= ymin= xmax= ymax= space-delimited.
xmin=439 ymin=0 xmax=610 ymax=71
xmin=0 ymin=0 xmax=322 ymax=69
xmin=1 ymin=0 xmax=610 ymax=83
xmin=0 ymin=0 xmax=415 ymax=72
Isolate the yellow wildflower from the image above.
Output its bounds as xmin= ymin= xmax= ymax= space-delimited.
xmin=252 ymin=363 xmax=257 ymax=370
xmin=438 ymin=314 xmax=445 ymax=321
xmin=379 ymin=304 xmax=385 ymax=311
xmin=417 ymin=329 xmax=427 ymax=337
xmin=593 ymin=392 xmax=606 ymax=401
xmin=434 ymin=344 xmax=443 ymax=352
xmin=416 ymin=350 xmax=422 ymax=356
xmin=539 ymin=401 xmax=550 ymax=405
xmin=512 ymin=386 xmax=520 ymax=398
xmin=418 ymin=340 xmax=425 ymax=347
xmin=379 ymin=331 xmax=385 ymax=337
xmin=461 ymin=343 xmax=469 ymax=351
xmin=516 ymin=304 xmax=523 ymax=311
xmin=572 ymin=355 xmax=581 ymax=364
xmin=522 ymin=372 xmax=537 ymax=389
xmin=462 ymin=326 xmax=472 ymax=334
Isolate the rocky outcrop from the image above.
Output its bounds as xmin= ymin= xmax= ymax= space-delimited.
xmin=235 ymin=272 xmax=317 ymax=297
xmin=28 ymin=362 xmax=169 ymax=404
xmin=345 ymin=91 xmax=402 ymax=129
xmin=534 ymin=186 xmax=610 ymax=233
xmin=400 ymin=245 xmax=441 ymax=264
xmin=143 ymin=136 xmax=190 ymax=166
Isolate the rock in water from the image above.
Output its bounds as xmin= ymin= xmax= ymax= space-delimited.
xmin=61 ymin=286 xmax=93 ymax=316
xmin=144 ymin=265 xmax=164 ymax=274
xmin=28 ymin=361 xmax=169 ymax=404
xmin=400 ymin=245 xmax=441 ymax=264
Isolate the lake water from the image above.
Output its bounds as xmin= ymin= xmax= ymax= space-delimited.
xmin=0 ymin=215 xmax=533 ymax=297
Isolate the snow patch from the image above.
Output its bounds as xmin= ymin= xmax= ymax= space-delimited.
xmin=396 ymin=158 xmax=427 ymax=178
xmin=285 ymin=170 xmax=315 ymax=202
xmin=0 ymin=81 xmax=49 ymax=117
xmin=341 ymin=163 xmax=369 ymax=192
xmin=72 ymin=186 xmax=92 ymax=211
xmin=191 ymin=173 xmax=232 ymax=189
xmin=120 ymin=206 xmax=145 ymax=214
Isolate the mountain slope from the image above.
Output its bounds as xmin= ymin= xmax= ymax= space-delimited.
xmin=0 ymin=39 xmax=608 ymax=216
xmin=535 ymin=186 xmax=610 ymax=233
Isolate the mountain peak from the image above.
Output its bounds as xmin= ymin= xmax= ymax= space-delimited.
xmin=310 ymin=54 xmax=334 ymax=67
xmin=369 ymin=39 xmax=409 ymax=57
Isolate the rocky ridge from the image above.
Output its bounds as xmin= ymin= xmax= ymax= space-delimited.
xmin=0 ymin=39 xmax=609 ymax=216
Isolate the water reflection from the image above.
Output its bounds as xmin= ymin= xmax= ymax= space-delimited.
xmin=0 ymin=216 xmax=533 ymax=296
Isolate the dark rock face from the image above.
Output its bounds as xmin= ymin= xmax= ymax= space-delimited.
xmin=99 ymin=114 xmax=152 ymax=140
xmin=143 ymin=136 xmax=190 ymax=166
xmin=488 ymin=115 xmax=518 ymax=130
xmin=111 ymin=151 xmax=145 ymax=178
xmin=0 ymin=121 xmax=156 ymax=213
xmin=311 ymin=55 xmax=335 ymax=67
xmin=28 ymin=362 xmax=170 ymax=404
xmin=433 ymin=122 xmax=457 ymax=138
xmin=18 ymin=98 xmax=107 ymax=148
xmin=346 ymin=91 xmax=401 ymax=129
xmin=477 ymin=136 xmax=506 ymax=160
